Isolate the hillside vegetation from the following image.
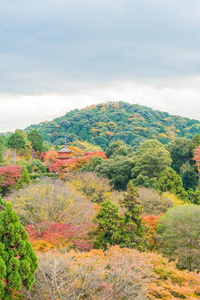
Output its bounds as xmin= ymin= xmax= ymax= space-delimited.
xmin=25 ymin=101 xmax=200 ymax=149
xmin=0 ymin=105 xmax=200 ymax=299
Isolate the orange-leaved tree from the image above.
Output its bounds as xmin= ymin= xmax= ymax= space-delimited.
xmin=193 ymin=145 xmax=200 ymax=185
xmin=43 ymin=150 xmax=58 ymax=170
xmin=21 ymin=246 xmax=200 ymax=300
xmin=142 ymin=213 xmax=160 ymax=251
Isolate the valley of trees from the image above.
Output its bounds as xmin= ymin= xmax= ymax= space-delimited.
xmin=0 ymin=102 xmax=200 ymax=299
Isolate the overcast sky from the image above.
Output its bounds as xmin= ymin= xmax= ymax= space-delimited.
xmin=0 ymin=0 xmax=200 ymax=132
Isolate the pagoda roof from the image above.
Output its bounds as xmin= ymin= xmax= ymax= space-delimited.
xmin=57 ymin=147 xmax=73 ymax=153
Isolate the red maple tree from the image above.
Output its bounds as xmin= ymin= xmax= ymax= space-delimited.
xmin=49 ymin=151 xmax=106 ymax=176
xmin=0 ymin=164 xmax=22 ymax=195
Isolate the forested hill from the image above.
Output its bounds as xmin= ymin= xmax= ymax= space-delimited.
xmin=25 ymin=101 xmax=200 ymax=150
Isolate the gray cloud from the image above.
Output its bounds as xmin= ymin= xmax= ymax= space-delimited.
xmin=1 ymin=0 xmax=200 ymax=93
xmin=0 ymin=0 xmax=200 ymax=131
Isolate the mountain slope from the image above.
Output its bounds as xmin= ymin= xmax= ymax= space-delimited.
xmin=25 ymin=101 xmax=200 ymax=150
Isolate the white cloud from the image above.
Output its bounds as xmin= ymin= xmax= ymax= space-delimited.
xmin=0 ymin=79 xmax=199 ymax=132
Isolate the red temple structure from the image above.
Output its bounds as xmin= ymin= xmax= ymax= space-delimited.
xmin=57 ymin=135 xmax=74 ymax=160
xmin=57 ymin=147 xmax=73 ymax=160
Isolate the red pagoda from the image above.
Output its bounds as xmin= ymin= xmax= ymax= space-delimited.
xmin=57 ymin=135 xmax=74 ymax=160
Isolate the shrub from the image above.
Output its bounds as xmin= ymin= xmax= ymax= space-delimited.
xmin=157 ymin=204 xmax=200 ymax=271
xmin=138 ymin=187 xmax=183 ymax=215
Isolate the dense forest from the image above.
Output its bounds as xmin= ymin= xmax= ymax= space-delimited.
xmin=0 ymin=104 xmax=200 ymax=299
xmin=25 ymin=101 xmax=200 ymax=150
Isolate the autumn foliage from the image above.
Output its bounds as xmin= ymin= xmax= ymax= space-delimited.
xmin=142 ymin=214 xmax=160 ymax=251
xmin=49 ymin=151 xmax=106 ymax=175
xmin=43 ymin=150 xmax=58 ymax=169
xmin=1 ymin=131 xmax=199 ymax=300
xmin=22 ymin=246 xmax=200 ymax=300
xmin=26 ymin=222 xmax=95 ymax=252
xmin=193 ymin=145 xmax=200 ymax=168
xmin=193 ymin=145 xmax=200 ymax=185
xmin=0 ymin=164 xmax=22 ymax=195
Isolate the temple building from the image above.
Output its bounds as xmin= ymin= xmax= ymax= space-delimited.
xmin=57 ymin=135 xmax=74 ymax=160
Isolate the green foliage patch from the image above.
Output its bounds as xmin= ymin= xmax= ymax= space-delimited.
xmin=25 ymin=101 xmax=200 ymax=150
xmin=0 ymin=198 xmax=37 ymax=299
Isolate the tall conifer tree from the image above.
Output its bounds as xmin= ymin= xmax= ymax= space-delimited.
xmin=0 ymin=198 xmax=37 ymax=299
xmin=120 ymin=181 xmax=146 ymax=251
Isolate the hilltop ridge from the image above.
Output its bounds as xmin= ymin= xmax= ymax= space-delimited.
xmin=25 ymin=101 xmax=200 ymax=149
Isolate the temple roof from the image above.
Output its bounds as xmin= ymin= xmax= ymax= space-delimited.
xmin=57 ymin=147 xmax=73 ymax=153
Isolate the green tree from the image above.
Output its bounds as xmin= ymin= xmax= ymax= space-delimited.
xmin=94 ymin=183 xmax=146 ymax=251
xmin=106 ymin=140 xmax=132 ymax=158
xmin=0 ymin=136 xmax=6 ymax=163
xmin=27 ymin=130 xmax=43 ymax=153
xmin=27 ymin=159 xmax=47 ymax=174
xmin=0 ymin=151 xmax=3 ymax=164
xmin=94 ymin=199 xmax=122 ymax=250
xmin=80 ymin=156 xmax=103 ymax=173
xmin=7 ymin=132 xmax=26 ymax=164
xmin=158 ymin=167 xmax=187 ymax=199
xmin=180 ymin=162 xmax=198 ymax=190
xmin=14 ymin=130 xmax=33 ymax=160
xmin=0 ymin=135 xmax=7 ymax=149
xmin=15 ymin=129 xmax=27 ymax=140
xmin=0 ymin=198 xmax=38 ymax=299
xmin=190 ymin=134 xmax=200 ymax=151
xmin=131 ymin=140 xmax=171 ymax=188
xmin=166 ymin=138 xmax=191 ymax=174
xmin=157 ymin=204 xmax=200 ymax=271
xmin=17 ymin=168 xmax=31 ymax=190
xmin=95 ymin=156 xmax=135 ymax=190
xmin=72 ymin=140 xmax=102 ymax=152
xmin=187 ymin=188 xmax=200 ymax=205
xmin=42 ymin=141 xmax=51 ymax=152
xmin=120 ymin=181 xmax=146 ymax=251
